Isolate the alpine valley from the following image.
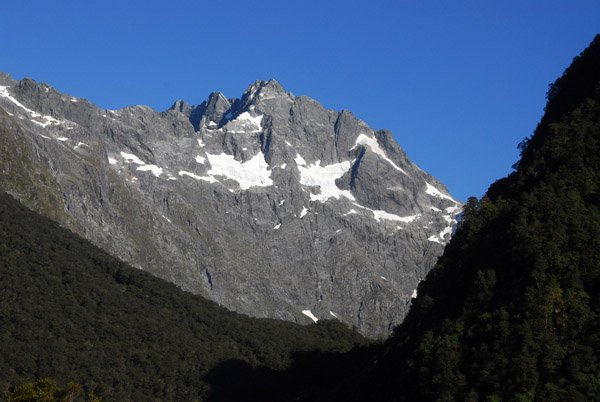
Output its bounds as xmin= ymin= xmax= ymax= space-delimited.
xmin=0 ymin=75 xmax=461 ymax=338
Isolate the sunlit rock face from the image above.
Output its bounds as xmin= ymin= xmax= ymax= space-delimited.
xmin=0 ymin=73 xmax=461 ymax=337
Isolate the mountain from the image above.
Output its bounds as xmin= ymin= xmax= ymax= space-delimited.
xmin=215 ymin=34 xmax=600 ymax=402
xmin=0 ymin=74 xmax=461 ymax=338
xmin=0 ymin=191 xmax=366 ymax=401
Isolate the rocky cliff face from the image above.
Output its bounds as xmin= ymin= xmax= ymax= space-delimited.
xmin=0 ymin=73 xmax=461 ymax=337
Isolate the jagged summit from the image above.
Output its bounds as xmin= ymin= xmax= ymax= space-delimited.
xmin=0 ymin=75 xmax=460 ymax=337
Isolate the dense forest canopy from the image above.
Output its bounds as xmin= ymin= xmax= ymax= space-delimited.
xmin=0 ymin=191 xmax=366 ymax=401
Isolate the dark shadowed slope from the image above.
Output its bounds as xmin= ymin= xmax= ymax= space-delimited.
xmin=0 ymin=192 xmax=366 ymax=401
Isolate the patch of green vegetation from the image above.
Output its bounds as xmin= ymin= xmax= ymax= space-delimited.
xmin=0 ymin=191 xmax=366 ymax=401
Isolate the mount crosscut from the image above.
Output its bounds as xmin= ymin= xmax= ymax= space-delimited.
xmin=0 ymin=75 xmax=460 ymax=337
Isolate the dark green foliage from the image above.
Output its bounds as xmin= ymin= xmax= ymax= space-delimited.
xmin=374 ymin=33 xmax=600 ymax=401
xmin=5 ymin=378 xmax=100 ymax=402
xmin=0 ymin=192 xmax=366 ymax=401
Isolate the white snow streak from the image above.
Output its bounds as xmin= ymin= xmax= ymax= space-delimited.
xmin=302 ymin=310 xmax=319 ymax=323
xmin=179 ymin=170 xmax=215 ymax=182
xmin=425 ymin=182 xmax=456 ymax=202
xmin=108 ymin=157 xmax=118 ymax=165
xmin=428 ymin=223 xmax=455 ymax=244
xmin=0 ymin=86 xmax=65 ymax=128
xmin=236 ymin=111 xmax=263 ymax=127
xmin=446 ymin=205 xmax=461 ymax=214
xmin=371 ymin=209 xmax=420 ymax=223
xmin=195 ymin=155 xmax=206 ymax=164
xmin=273 ymin=223 xmax=281 ymax=230
xmin=351 ymin=202 xmax=420 ymax=223
xmin=136 ymin=164 xmax=163 ymax=177
xmin=300 ymin=207 xmax=308 ymax=218
xmin=352 ymin=134 xmax=407 ymax=175
xmin=224 ymin=111 xmax=263 ymax=133
xmin=120 ymin=152 xmax=145 ymax=165
xmin=294 ymin=153 xmax=306 ymax=166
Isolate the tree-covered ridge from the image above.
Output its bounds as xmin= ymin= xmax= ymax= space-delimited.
xmin=0 ymin=191 xmax=366 ymax=401
xmin=376 ymin=34 xmax=600 ymax=401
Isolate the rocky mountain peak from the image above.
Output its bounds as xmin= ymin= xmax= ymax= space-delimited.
xmin=169 ymin=99 xmax=193 ymax=115
xmin=0 ymin=75 xmax=462 ymax=337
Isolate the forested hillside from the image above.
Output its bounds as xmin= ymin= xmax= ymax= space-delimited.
xmin=0 ymin=192 xmax=366 ymax=401
xmin=378 ymin=34 xmax=600 ymax=401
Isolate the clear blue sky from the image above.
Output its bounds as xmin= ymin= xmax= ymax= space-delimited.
xmin=2 ymin=1 xmax=599 ymax=201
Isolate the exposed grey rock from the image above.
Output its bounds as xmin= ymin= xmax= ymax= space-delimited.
xmin=0 ymin=76 xmax=462 ymax=338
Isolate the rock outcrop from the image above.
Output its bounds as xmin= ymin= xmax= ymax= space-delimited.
xmin=0 ymin=74 xmax=461 ymax=337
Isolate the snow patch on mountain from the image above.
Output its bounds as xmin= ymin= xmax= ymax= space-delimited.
xmin=179 ymin=170 xmax=212 ymax=182
xmin=352 ymin=134 xmax=407 ymax=174
xmin=428 ymin=224 xmax=455 ymax=244
xmin=137 ymin=164 xmax=163 ymax=177
xmin=203 ymin=152 xmax=273 ymax=190
xmin=295 ymin=153 xmax=307 ymax=166
xmin=236 ymin=111 xmax=263 ymax=127
xmin=350 ymin=202 xmax=420 ymax=223
xmin=302 ymin=310 xmax=319 ymax=323
xmin=298 ymin=159 xmax=355 ymax=202
xmin=425 ymin=182 xmax=456 ymax=202
xmin=0 ymin=85 xmax=65 ymax=128
xmin=446 ymin=205 xmax=462 ymax=214
xmin=224 ymin=112 xmax=263 ymax=133
xmin=120 ymin=152 xmax=145 ymax=165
